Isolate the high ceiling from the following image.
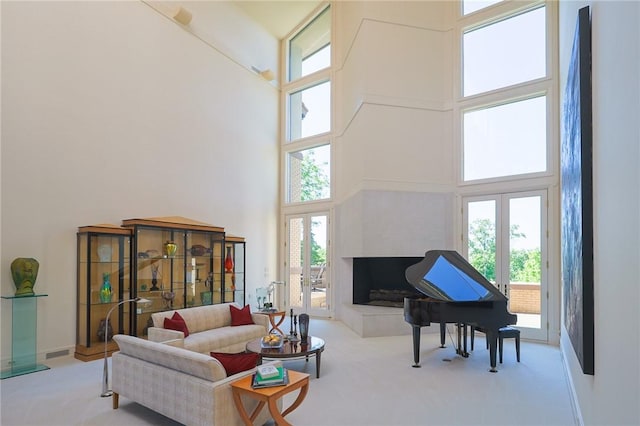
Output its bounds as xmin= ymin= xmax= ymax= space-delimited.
xmin=232 ymin=1 xmax=322 ymax=39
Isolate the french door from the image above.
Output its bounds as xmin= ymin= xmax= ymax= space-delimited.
xmin=285 ymin=213 xmax=330 ymax=317
xmin=462 ymin=190 xmax=548 ymax=341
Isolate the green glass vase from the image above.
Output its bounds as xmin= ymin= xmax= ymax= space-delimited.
xmin=99 ymin=273 xmax=112 ymax=303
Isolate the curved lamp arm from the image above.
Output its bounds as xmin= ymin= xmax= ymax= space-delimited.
xmin=101 ymin=297 xmax=151 ymax=397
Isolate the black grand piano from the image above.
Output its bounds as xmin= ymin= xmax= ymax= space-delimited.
xmin=403 ymin=250 xmax=517 ymax=372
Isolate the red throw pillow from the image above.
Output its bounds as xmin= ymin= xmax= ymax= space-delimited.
xmin=230 ymin=304 xmax=254 ymax=326
xmin=210 ymin=352 xmax=259 ymax=376
xmin=164 ymin=311 xmax=190 ymax=337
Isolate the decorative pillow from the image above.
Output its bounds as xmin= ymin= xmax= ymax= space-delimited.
xmin=210 ymin=352 xmax=259 ymax=376
xmin=230 ymin=304 xmax=254 ymax=326
xmin=164 ymin=311 xmax=190 ymax=337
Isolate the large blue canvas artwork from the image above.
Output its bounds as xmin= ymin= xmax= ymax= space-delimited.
xmin=560 ymin=6 xmax=594 ymax=375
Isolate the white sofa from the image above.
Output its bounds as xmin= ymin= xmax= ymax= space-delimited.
xmin=147 ymin=303 xmax=269 ymax=354
xmin=112 ymin=334 xmax=280 ymax=426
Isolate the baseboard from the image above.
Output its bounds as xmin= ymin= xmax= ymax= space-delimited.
xmin=560 ymin=346 xmax=584 ymax=426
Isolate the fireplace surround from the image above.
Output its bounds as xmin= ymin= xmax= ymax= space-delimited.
xmin=353 ymin=257 xmax=423 ymax=307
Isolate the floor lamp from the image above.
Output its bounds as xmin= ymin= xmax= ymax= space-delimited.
xmin=101 ymin=297 xmax=151 ymax=397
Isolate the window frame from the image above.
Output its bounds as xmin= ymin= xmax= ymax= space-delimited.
xmin=455 ymin=0 xmax=557 ymax=187
xmin=281 ymin=3 xmax=333 ymax=207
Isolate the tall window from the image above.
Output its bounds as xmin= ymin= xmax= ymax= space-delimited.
xmin=282 ymin=6 xmax=333 ymax=317
xmin=459 ymin=1 xmax=557 ymax=342
xmin=288 ymin=6 xmax=331 ymax=83
xmin=461 ymin=4 xmax=549 ymax=183
xmin=283 ymin=5 xmax=331 ymax=203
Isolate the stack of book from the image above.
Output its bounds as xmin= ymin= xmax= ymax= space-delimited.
xmin=252 ymin=365 xmax=289 ymax=388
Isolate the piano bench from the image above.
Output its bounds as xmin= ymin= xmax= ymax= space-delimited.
xmin=498 ymin=326 xmax=520 ymax=363
xmin=470 ymin=326 xmax=521 ymax=363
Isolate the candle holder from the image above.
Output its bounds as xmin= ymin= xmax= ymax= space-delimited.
xmin=287 ymin=308 xmax=299 ymax=342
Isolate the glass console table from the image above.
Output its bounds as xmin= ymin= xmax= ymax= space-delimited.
xmin=1 ymin=294 xmax=50 ymax=379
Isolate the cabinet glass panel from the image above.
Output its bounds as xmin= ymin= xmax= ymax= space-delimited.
xmin=225 ymin=238 xmax=246 ymax=305
xmin=75 ymin=226 xmax=131 ymax=361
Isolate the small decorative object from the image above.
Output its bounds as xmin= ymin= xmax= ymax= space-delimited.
xmin=140 ymin=284 xmax=147 ymax=291
xmin=190 ymin=244 xmax=206 ymax=256
xmin=10 ymin=257 xmax=39 ymax=296
xmin=205 ymin=272 xmax=213 ymax=289
xmin=224 ymin=246 xmax=234 ymax=273
xmin=299 ymin=313 xmax=309 ymax=342
xmin=97 ymin=318 xmax=113 ymax=342
xmin=150 ymin=264 xmax=160 ymax=291
xmin=164 ymin=241 xmax=177 ymax=258
xmin=97 ymin=244 xmax=112 ymax=262
xmin=289 ymin=308 xmax=294 ymax=335
xmin=162 ymin=291 xmax=175 ymax=309
xmin=287 ymin=309 xmax=299 ymax=342
xmin=200 ymin=291 xmax=212 ymax=305
xmin=261 ymin=333 xmax=284 ymax=348
xmin=145 ymin=249 xmax=160 ymax=258
xmin=99 ymin=273 xmax=112 ymax=303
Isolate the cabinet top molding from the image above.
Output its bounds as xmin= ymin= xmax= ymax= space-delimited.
xmin=78 ymin=224 xmax=132 ymax=235
xmin=121 ymin=216 xmax=225 ymax=233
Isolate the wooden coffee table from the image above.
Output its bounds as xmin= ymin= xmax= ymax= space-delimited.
xmin=246 ymin=336 xmax=325 ymax=378
xmin=231 ymin=369 xmax=309 ymax=426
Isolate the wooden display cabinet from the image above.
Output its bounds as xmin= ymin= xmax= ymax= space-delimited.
xmin=121 ymin=216 xmax=226 ymax=337
xmin=76 ymin=217 xmax=246 ymax=357
xmin=75 ymin=224 xmax=132 ymax=361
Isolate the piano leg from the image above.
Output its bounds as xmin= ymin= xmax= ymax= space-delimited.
xmin=455 ymin=323 xmax=469 ymax=358
xmin=486 ymin=329 xmax=499 ymax=373
xmin=463 ymin=324 xmax=469 ymax=355
xmin=439 ymin=322 xmax=446 ymax=348
xmin=411 ymin=325 xmax=421 ymax=368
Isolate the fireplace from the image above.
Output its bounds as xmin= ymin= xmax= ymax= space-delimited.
xmin=353 ymin=257 xmax=423 ymax=307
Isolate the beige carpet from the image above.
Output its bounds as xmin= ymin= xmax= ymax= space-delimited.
xmin=0 ymin=318 xmax=577 ymax=426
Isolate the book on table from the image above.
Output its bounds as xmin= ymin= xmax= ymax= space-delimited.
xmin=252 ymin=367 xmax=289 ymax=388
xmin=256 ymin=364 xmax=280 ymax=379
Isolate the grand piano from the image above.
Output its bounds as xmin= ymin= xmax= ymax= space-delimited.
xmin=403 ymin=250 xmax=517 ymax=372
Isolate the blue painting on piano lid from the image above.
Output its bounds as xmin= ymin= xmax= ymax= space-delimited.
xmin=422 ymin=255 xmax=491 ymax=302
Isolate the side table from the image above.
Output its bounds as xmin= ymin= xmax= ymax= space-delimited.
xmin=259 ymin=310 xmax=286 ymax=335
xmin=231 ymin=369 xmax=309 ymax=426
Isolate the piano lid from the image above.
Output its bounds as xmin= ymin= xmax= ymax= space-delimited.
xmin=405 ymin=250 xmax=507 ymax=302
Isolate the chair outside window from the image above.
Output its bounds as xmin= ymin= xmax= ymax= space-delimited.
xmin=311 ymin=263 xmax=325 ymax=291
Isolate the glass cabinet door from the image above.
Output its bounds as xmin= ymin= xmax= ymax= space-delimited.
xmin=131 ymin=227 xmax=182 ymax=336
xmin=225 ymin=236 xmax=246 ymax=305
xmin=185 ymin=230 xmax=224 ymax=307
xmin=75 ymin=225 xmax=131 ymax=361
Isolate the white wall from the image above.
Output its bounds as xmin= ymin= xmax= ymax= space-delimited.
xmin=1 ymin=1 xmax=279 ymax=363
xmin=335 ymin=10 xmax=454 ymax=201
xmin=332 ymin=1 xmax=456 ymax=317
xmin=558 ymin=2 xmax=640 ymax=425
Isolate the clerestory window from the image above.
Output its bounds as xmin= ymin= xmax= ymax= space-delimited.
xmin=461 ymin=4 xmax=549 ymax=183
xmin=283 ymin=5 xmax=331 ymax=204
